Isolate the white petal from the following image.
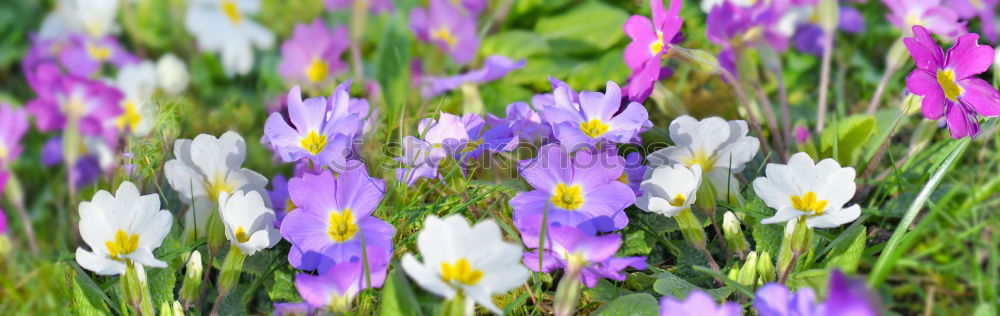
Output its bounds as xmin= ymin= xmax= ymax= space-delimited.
xmin=136 ymin=209 xmax=173 ymax=250
xmin=645 ymin=147 xmax=690 ymax=172
xmin=806 ymin=205 xmax=861 ymax=228
xmin=464 ymin=285 xmax=502 ymax=314
xmin=401 ymin=254 xmax=455 ymax=299
xmin=190 ymin=134 xmax=228 ymax=179
xmin=218 ymin=131 xmax=247 ymax=171
xmin=76 ymin=248 xmax=126 ymax=276
xmin=761 ymin=206 xmax=805 ymax=225
xmin=78 ymin=201 xmax=113 ymax=250
xmin=128 ymin=249 xmax=167 ymax=268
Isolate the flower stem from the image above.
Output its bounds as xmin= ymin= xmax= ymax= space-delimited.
xmin=778 ymin=253 xmax=799 ymax=285
xmin=553 ymin=262 xmax=583 ymax=316
xmin=3 ymin=174 xmax=38 ymax=254
xmin=815 ymin=29 xmax=836 ymax=132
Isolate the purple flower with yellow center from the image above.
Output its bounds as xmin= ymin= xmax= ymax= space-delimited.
xmin=325 ymin=0 xmax=395 ymax=13
xmin=624 ymin=0 xmax=684 ymax=72
xmin=409 ymin=0 xmax=480 ymax=65
xmin=660 ymin=291 xmax=743 ymax=316
xmin=421 ymin=55 xmax=525 ymax=98
xmin=540 ymin=80 xmax=650 ymax=150
xmin=280 ymin=165 xmax=394 ymax=272
xmin=510 ymin=144 xmax=635 ymax=232
xmin=486 ymin=100 xmax=552 ymax=143
xmin=26 ymin=64 xmax=123 ymax=140
xmin=903 ymin=25 xmax=1000 ymax=139
xmin=394 ymin=112 xmax=477 ymax=185
xmin=295 ymin=253 xmax=389 ymax=311
xmin=0 ymin=104 xmax=29 ymax=166
xmin=519 ymin=220 xmax=645 ymax=288
xmin=619 ymin=151 xmax=647 ymax=196
xmin=263 ymin=85 xmax=360 ymax=168
xmin=754 ymin=270 xmax=879 ymax=316
xmin=58 ymin=34 xmax=139 ymax=77
xmin=947 ymin=0 xmax=997 ymax=44
xmin=278 ymin=20 xmax=349 ymax=87
xmin=884 ymin=0 xmax=965 ymax=38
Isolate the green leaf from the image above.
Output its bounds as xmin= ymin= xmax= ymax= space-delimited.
xmin=786 ymin=269 xmax=829 ymax=291
xmin=619 ymin=228 xmax=654 ymax=256
xmin=567 ymin=50 xmax=631 ymax=91
xmin=751 ymin=220 xmax=784 ymax=260
xmin=819 ymin=115 xmax=877 ymax=165
xmin=146 ymin=265 xmax=177 ymax=309
xmin=374 ymin=12 xmax=413 ymax=122
xmin=652 ymin=270 xmax=730 ymax=300
xmin=379 ymin=268 xmax=423 ymax=316
xmin=68 ymin=266 xmax=113 ymax=316
xmin=266 ymin=269 xmax=300 ymax=302
xmin=480 ymin=31 xmax=551 ymax=60
xmin=594 ymin=293 xmax=659 ymax=316
xmin=533 ymin=1 xmax=628 ymax=55
xmin=823 ymin=226 xmax=867 ymax=273
xmin=586 ymin=279 xmax=634 ymax=303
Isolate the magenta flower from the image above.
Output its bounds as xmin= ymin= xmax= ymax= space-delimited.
xmin=280 ymin=165 xmax=394 ymax=272
xmin=409 ymin=0 xmax=480 ymax=65
xmin=278 ymin=20 xmax=349 ymax=87
xmin=295 ymin=257 xmax=389 ymax=310
xmin=58 ymin=34 xmax=138 ymax=77
xmin=903 ymin=25 xmax=999 ymax=138
xmin=520 ymin=221 xmax=645 ymax=288
xmin=510 ymin=144 xmax=635 ymax=232
xmin=884 ymin=0 xmax=965 ymax=38
xmin=624 ymin=0 xmax=684 ymax=71
xmin=0 ymin=104 xmax=29 ymax=166
xmin=26 ymin=64 xmax=123 ymax=142
xmin=421 ymin=56 xmax=525 ymax=98
xmin=0 ymin=170 xmax=6 ymax=235
xmin=946 ymin=0 xmax=998 ymax=44
xmin=262 ymin=85 xmax=360 ymax=169
xmin=540 ymin=80 xmax=650 ymax=151
xmin=661 ymin=291 xmax=743 ymax=316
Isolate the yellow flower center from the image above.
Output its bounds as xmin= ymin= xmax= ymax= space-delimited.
xmin=205 ymin=173 xmax=235 ymax=204
xmin=936 ymin=69 xmax=964 ymax=102
xmin=64 ymin=95 xmax=87 ymax=118
xmin=300 ymin=131 xmax=328 ymax=156
xmin=551 ymin=183 xmax=584 ymax=210
xmin=222 ymin=0 xmax=242 ymax=24
xmin=306 ymin=59 xmax=329 ymax=83
xmin=327 ymin=209 xmax=358 ymax=242
xmin=462 ymin=139 xmax=483 ymax=153
xmin=618 ymin=171 xmax=629 ymax=184
xmin=0 ymin=145 xmax=7 ymax=161
xmin=649 ymin=31 xmax=665 ymax=56
xmin=105 ymin=230 xmax=139 ymax=260
xmin=668 ymin=193 xmax=686 ymax=207
xmin=234 ymin=226 xmax=250 ymax=243
xmin=86 ymin=42 xmax=111 ymax=61
xmin=440 ymin=258 xmax=483 ymax=286
xmin=115 ymin=100 xmax=142 ymax=132
xmin=579 ymin=119 xmax=610 ymax=138
xmin=683 ymin=149 xmax=717 ymax=173
xmin=905 ymin=13 xmax=923 ymax=28
xmin=790 ymin=191 xmax=828 ymax=215
xmin=970 ymin=0 xmax=984 ymax=8
xmin=431 ymin=28 xmax=457 ymax=47
xmin=285 ymin=198 xmax=296 ymax=212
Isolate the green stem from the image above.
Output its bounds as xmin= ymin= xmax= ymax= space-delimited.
xmin=552 ymin=262 xmax=583 ymax=316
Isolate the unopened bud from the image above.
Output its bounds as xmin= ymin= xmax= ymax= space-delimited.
xmin=159 ymin=301 xmax=184 ymax=316
xmin=675 ymin=208 xmax=706 ymax=248
xmin=180 ymin=251 xmax=203 ymax=306
xmin=727 ymin=263 xmax=741 ymax=281
xmin=218 ymin=245 xmax=248 ymax=297
xmin=737 ymin=251 xmax=759 ymax=286
xmin=777 ymin=221 xmax=796 ymax=277
xmin=790 ymin=218 xmax=813 ymax=255
xmin=695 ymin=181 xmax=717 ymax=215
xmin=722 ymin=211 xmax=749 ymax=255
xmin=886 ymin=38 xmax=909 ymax=69
xmin=207 ymin=211 xmax=226 ymax=253
xmin=157 ymin=54 xmax=189 ymax=95
xmin=817 ymin=0 xmax=839 ymax=32
xmin=756 ymin=251 xmax=775 ymax=284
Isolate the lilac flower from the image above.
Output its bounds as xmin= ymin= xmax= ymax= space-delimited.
xmin=421 ymin=56 xmax=525 ymax=98
xmin=619 ymin=151 xmax=647 ymax=196
xmin=268 ymin=174 xmax=293 ymax=228
xmin=792 ymin=6 xmax=866 ymax=56
xmin=262 ymin=85 xmax=360 ymax=168
xmin=325 ymin=0 xmax=394 ymax=13
xmin=540 ymin=80 xmax=650 ymax=150
xmin=946 ymin=0 xmax=998 ymax=44
xmin=622 ymin=0 xmax=684 ymax=102
xmin=0 ymin=171 xmax=6 ymax=235
xmin=754 ymin=270 xmax=878 ymax=316
xmin=0 ymin=104 xmax=29 ymax=166
xmin=661 ymin=291 xmax=743 ymax=316
xmin=295 ymin=258 xmax=389 ymax=311
xmin=520 ymin=221 xmax=645 ymax=288
xmin=904 ymin=25 xmax=999 ymax=139
xmin=884 ymin=0 xmax=965 ymax=38
xmin=409 ymin=0 xmax=480 ymax=65
xmin=486 ymin=100 xmax=551 ymax=144
xmin=278 ymin=20 xmax=349 ymax=87
xmin=707 ymin=0 xmax=791 ymax=51
xmin=510 ymin=144 xmax=635 ymax=232
xmin=395 ymin=135 xmax=447 ymax=186
xmin=26 ymin=64 xmax=123 ymax=142
xmin=280 ymin=165 xmax=394 ymax=272
xmin=58 ymin=34 xmax=138 ymax=77
xmin=394 ymin=112 xmax=514 ymax=185
xmin=272 ymin=302 xmax=314 ymax=316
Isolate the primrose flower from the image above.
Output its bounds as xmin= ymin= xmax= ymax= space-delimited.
xmin=947 ymin=0 xmax=997 ymax=44
xmin=263 ymin=85 xmax=359 ymax=168
xmin=75 ymin=181 xmax=173 ymax=275
xmin=156 ymin=54 xmax=190 ymax=95
xmin=164 ymin=132 xmax=270 ymax=236
xmin=660 ymin=291 xmax=743 ymax=316
xmin=268 ymin=174 xmax=294 ymax=227
xmin=218 ymin=191 xmax=280 ymax=256
xmin=647 ymin=116 xmax=759 ymax=199
xmin=521 ymin=221 xmax=646 ymax=288
xmin=753 ymin=152 xmax=861 ymax=228
xmin=296 ymin=258 xmax=389 ymax=311
xmin=421 ymin=56 xmax=525 ymax=98
xmin=486 ymin=100 xmax=551 ymax=144
xmin=540 ymin=80 xmax=651 ymax=150
xmin=58 ymin=34 xmax=139 ymax=77
xmin=278 ymin=20 xmax=349 ymax=87
xmin=903 ymin=25 xmax=1000 ymax=139
xmin=114 ymin=61 xmax=158 ymax=137
xmin=510 ymin=144 xmax=635 ymax=232
xmin=0 ymin=104 xmax=29 ymax=166
xmin=184 ymin=0 xmax=275 ymax=75
xmin=619 ymin=151 xmax=647 ymax=196
xmin=394 ymin=112 xmax=514 ymax=184
xmin=26 ymin=64 xmax=123 ymax=142
xmin=325 ymin=0 xmax=395 ymax=13
xmin=280 ymin=165 xmax=394 ymax=272
xmin=401 ymin=215 xmax=529 ymax=314
xmin=754 ymin=270 xmax=879 ymax=316
xmin=622 ymin=0 xmax=684 ymax=102
xmin=38 ymin=0 xmax=119 ymax=40
xmin=636 ymin=164 xmax=702 ymax=217
xmin=273 ymin=302 xmax=314 ymax=316
xmin=884 ymin=0 xmax=965 ymax=38
xmin=409 ymin=0 xmax=480 ymax=65
xmin=791 ymin=5 xmax=866 ymax=55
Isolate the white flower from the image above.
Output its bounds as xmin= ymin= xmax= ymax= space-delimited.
xmin=76 ymin=181 xmax=172 ymax=275
xmin=636 ymin=164 xmax=702 ymax=217
xmin=647 ymin=115 xmax=759 ymax=199
xmin=115 ymin=61 xmax=158 ymax=137
xmin=218 ymin=190 xmax=279 ymax=256
xmin=164 ymin=131 xmax=269 ymax=237
xmin=39 ymin=0 xmax=119 ymax=40
xmin=401 ymin=215 xmax=529 ymax=314
xmin=157 ymin=54 xmax=190 ymax=95
xmin=184 ymin=0 xmax=274 ymax=75
xmin=753 ymin=152 xmax=861 ymax=228
xmin=700 ymin=0 xmax=754 ymax=12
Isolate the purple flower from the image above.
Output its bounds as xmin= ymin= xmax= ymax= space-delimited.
xmin=794 ymin=126 xmax=811 ymax=144
xmin=510 ymin=144 xmax=635 ymax=232
xmin=0 ymin=170 xmax=6 ymax=235
xmin=26 ymin=64 xmax=123 ymax=142
xmin=520 ymin=221 xmax=645 ymax=288
xmin=37 ymin=135 xmax=109 ymax=188
xmin=619 ymin=151 xmax=646 ymax=196
xmin=946 ymin=0 xmax=998 ymax=44
xmin=273 ymin=302 xmax=314 ymax=316
xmin=421 ymin=55 xmax=525 ymax=98
xmin=486 ymin=100 xmax=552 ymax=143
xmin=792 ymin=6 xmax=865 ymax=56
xmin=540 ymin=80 xmax=650 ymax=151
xmin=295 ymin=258 xmax=389 ymax=310
xmin=0 ymin=103 xmax=29 ymax=166
xmin=903 ymin=25 xmax=999 ymax=139
xmin=754 ymin=270 xmax=878 ymax=316
xmin=394 ymin=112 xmax=514 ymax=185
xmin=884 ymin=0 xmax=965 ymax=38
xmin=280 ymin=165 xmax=394 ymax=272
xmin=58 ymin=34 xmax=138 ymax=77
xmin=278 ymin=20 xmax=349 ymax=87
xmin=268 ymin=173 xmax=293 ymax=228
xmin=707 ymin=0 xmax=791 ymax=52
xmin=262 ymin=85 xmax=360 ymax=169
xmin=409 ymin=0 xmax=480 ymax=65
xmin=661 ymin=291 xmax=743 ymax=316
xmin=325 ymin=0 xmax=395 ymax=13
xmin=395 ymin=135 xmax=447 ymax=186
xmin=622 ymin=0 xmax=684 ymax=102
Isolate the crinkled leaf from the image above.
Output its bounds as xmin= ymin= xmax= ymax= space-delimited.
xmin=594 ymin=293 xmax=659 ymax=316
xmin=820 ymin=115 xmax=877 ymax=166
xmin=534 ymin=2 xmax=629 ymax=55
xmin=823 ymin=226 xmax=867 ymax=273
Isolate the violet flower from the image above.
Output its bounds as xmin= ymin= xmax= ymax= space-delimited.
xmin=754 ymin=270 xmax=878 ymax=316
xmin=325 ymin=0 xmax=395 ymax=13
xmin=272 ymin=302 xmax=314 ymax=316
xmin=295 ymin=257 xmax=389 ymax=311
xmin=25 ymin=63 xmax=123 ymax=144
xmin=485 ymin=100 xmax=551 ymax=144
xmin=884 ymin=0 xmax=966 ymax=38
xmin=792 ymin=5 xmax=866 ymax=56
xmin=0 ymin=104 xmax=29 ymax=166
xmin=622 ymin=0 xmax=684 ymax=102
xmin=409 ymin=0 xmax=480 ymax=65
xmin=903 ymin=25 xmax=999 ymax=138
xmin=520 ymin=220 xmax=646 ymax=288
xmin=420 ymin=55 xmax=525 ymax=98
xmin=661 ymin=291 xmax=743 ymax=316
xmin=262 ymin=85 xmax=360 ymax=169
xmin=540 ymin=80 xmax=650 ymax=151
xmin=268 ymin=173 xmax=293 ymax=228
xmin=946 ymin=0 xmax=998 ymax=44
xmin=278 ymin=20 xmax=349 ymax=87
xmin=58 ymin=34 xmax=138 ymax=77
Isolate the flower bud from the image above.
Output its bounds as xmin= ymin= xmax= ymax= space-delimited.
xmin=756 ymin=251 xmax=775 ymax=284
xmin=695 ymin=181 xmax=717 ymax=215
xmin=675 ymin=208 xmax=706 ymax=248
xmin=790 ymin=218 xmax=813 ymax=255
xmin=817 ymin=0 xmax=839 ymax=32
xmin=156 ymin=54 xmax=189 ymax=95
xmin=727 ymin=263 xmax=741 ymax=280
xmin=777 ymin=221 xmax=795 ymax=277
xmin=218 ymin=245 xmax=248 ymax=297
xmin=886 ymin=38 xmax=909 ymax=69
xmin=207 ymin=211 xmax=226 ymax=253
xmin=736 ymin=251 xmax=759 ymax=286
xmin=180 ymin=250 xmax=203 ymax=306
xmin=159 ymin=301 xmax=184 ymax=316
xmin=722 ymin=211 xmax=749 ymax=255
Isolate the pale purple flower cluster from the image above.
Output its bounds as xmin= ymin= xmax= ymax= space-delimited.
xmin=278 ymin=19 xmax=349 ymax=88
xmin=394 ymin=112 xmax=517 ymax=186
xmin=754 ymin=270 xmax=879 ymax=316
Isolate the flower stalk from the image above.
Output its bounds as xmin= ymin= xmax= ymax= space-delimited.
xmin=552 ymin=260 xmax=584 ymax=316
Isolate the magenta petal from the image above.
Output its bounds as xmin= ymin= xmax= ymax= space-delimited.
xmin=945 ymin=101 xmax=978 ymax=139
xmin=903 ymin=26 xmax=945 ymax=72
xmin=958 ymin=77 xmax=1000 ymax=116
xmin=944 ymin=33 xmax=994 ymax=80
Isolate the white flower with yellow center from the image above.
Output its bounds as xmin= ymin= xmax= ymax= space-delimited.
xmin=401 ymin=215 xmax=529 ymax=314
xmin=636 ymin=164 xmax=702 ymax=217
xmin=218 ymin=190 xmax=279 ymax=256
xmin=647 ymin=115 xmax=759 ymax=199
xmin=114 ymin=61 xmax=158 ymax=136
xmin=76 ymin=181 xmax=172 ymax=275
xmin=38 ymin=0 xmax=119 ymax=40
xmin=753 ymin=152 xmax=861 ymax=228
xmin=184 ymin=0 xmax=274 ymax=75
xmin=164 ymin=131 xmax=270 ymax=237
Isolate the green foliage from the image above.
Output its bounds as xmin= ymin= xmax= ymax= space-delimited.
xmin=819 ymin=115 xmax=878 ymax=166
xmin=823 ymin=226 xmax=867 ymax=273
xmin=533 ymin=1 xmax=628 ymax=55
xmin=379 ymin=267 xmax=423 ymax=316
xmin=593 ymin=293 xmax=660 ymax=316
